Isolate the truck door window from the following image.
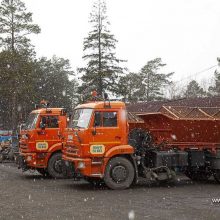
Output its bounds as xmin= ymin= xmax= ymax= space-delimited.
xmin=94 ymin=112 xmax=102 ymax=127
xmin=40 ymin=116 xmax=59 ymax=128
xmin=103 ymin=112 xmax=117 ymax=127
xmin=94 ymin=112 xmax=118 ymax=127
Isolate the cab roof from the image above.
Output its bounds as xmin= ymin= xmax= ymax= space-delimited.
xmin=31 ymin=108 xmax=64 ymax=114
xmin=75 ymin=101 xmax=126 ymax=110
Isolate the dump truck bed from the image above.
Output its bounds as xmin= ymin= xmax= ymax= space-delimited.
xmin=136 ymin=106 xmax=220 ymax=151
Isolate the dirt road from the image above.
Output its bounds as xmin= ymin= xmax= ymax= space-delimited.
xmin=0 ymin=163 xmax=220 ymax=220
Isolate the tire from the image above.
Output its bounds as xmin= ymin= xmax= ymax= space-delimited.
xmin=213 ymin=170 xmax=220 ymax=183
xmin=36 ymin=168 xmax=50 ymax=177
xmin=104 ymin=157 xmax=135 ymax=190
xmin=47 ymin=152 xmax=65 ymax=179
xmin=8 ymin=149 xmax=15 ymax=161
xmin=0 ymin=153 xmax=3 ymax=163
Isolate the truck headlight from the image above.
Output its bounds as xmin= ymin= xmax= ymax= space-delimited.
xmin=26 ymin=156 xmax=32 ymax=161
xmin=77 ymin=161 xmax=85 ymax=169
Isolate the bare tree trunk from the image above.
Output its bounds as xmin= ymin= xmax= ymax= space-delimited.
xmin=10 ymin=0 xmax=15 ymax=52
xmin=11 ymin=93 xmax=17 ymax=132
xmin=98 ymin=1 xmax=103 ymax=96
xmin=146 ymin=73 xmax=150 ymax=101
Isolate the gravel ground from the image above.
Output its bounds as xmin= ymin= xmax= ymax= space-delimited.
xmin=0 ymin=162 xmax=220 ymax=220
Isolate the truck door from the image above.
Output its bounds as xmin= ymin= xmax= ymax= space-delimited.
xmin=89 ymin=110 xmax=123 ymax=154
xmin=36 ymin=115 xmax=60 ymax=151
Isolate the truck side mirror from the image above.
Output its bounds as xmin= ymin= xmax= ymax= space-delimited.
xmin=94 ymin=112 xmax=101 ymax=126
xmin=20 ymin=123 xmax=26 ymax=131
xmin=40 ymin=122 xmax=46 ymax=130
xmin=92 ymin=112 xmax=101 ymax=135
xmin=92 ymin=121 xmax=99 ymax=135
xmin=92 ymin=126 xmax=97 ymax=136
xmin=40 ymin=117 xmax=47 ymax=130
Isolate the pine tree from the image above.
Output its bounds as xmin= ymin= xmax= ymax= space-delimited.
xmin=185 ymin=80 xmax=206 ymax=98
xmin=137 ymin=58 xmax=173 ymax=101
xmin=0 ymin=53 xmax=79 ymax=129
xmin=0 ymin=0 xmax=40 ymax=130
xmin=0 ymin=0 xmax=40 ymax=53
xmin=117 ymin=72 xmax=141 ymax=102
xmin=0 ymin=50 xmax=36 ymax=129
xmin=34 ymin=56 xmax=78 ymax=110
xmin=79 ymin=0 xmax=126 ymax=98
xmin=208 ymin=70 xmax=220 ymax=96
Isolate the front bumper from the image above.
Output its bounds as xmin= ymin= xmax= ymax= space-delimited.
xmin=19 ymin=152 xmax=48 ymax=169
xmin=62 ymin=154 xmax=105 ymax=178
xmin=61 ymin=160 xmax=82 ymax=179
xmin=62 ymin=155 xmax=92 ymax=176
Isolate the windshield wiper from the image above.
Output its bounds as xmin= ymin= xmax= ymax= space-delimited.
xmin=73 ymin=125 xmax=83 ymax=129
xmin=74 ymin=130 xmax=82 ymax=143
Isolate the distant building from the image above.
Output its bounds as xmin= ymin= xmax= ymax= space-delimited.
xmin=126 ymin=96 xmax=220 ymax=113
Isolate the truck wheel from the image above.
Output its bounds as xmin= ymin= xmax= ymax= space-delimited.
xmin=213 ymin=170 xmax=220 ymax=183
xmin=36 ymin=168 xmax=50 ymax=177
xmin=8 ymin=148 xmax=15 ymax=161
xmin=104 ymin=157 xmax=134 ymax=190
xmin=47 ymin=152 xmax=64 ymax=179
xmin=0 ymin=153 xmax=3 ymax=163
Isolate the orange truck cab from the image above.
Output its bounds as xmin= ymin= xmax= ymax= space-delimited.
xmin=62 ymin=96 xmax=220 ymax=189
xmin=18 ymin=103 xmax=68 ymax=178
xmin=62 ymin=100 xmax=135 ymax=189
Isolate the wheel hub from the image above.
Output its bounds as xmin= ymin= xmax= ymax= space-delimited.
xmin=54 ymin=160 xmax=62 ymax=173
xmin=111 ymin=165 xmax=127 ymax=183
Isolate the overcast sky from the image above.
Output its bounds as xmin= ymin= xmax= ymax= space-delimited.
xmin=23 ymin=0 xmax=220 ymax=86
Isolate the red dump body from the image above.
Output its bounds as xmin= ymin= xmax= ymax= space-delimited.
xmin=135 ymin=106 xmax=220 ymax=152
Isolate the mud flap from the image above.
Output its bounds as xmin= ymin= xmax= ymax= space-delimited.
xmin=61 ymin=160 xmax=81 ymax=179
xmin=17 ymin=155 xmax=28 ymax=171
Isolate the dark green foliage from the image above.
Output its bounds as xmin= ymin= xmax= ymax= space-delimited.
xmin=185 ymin=80 xmax=206 ymax=98
xmin=117 ymin=73 xmax=141 ymax=102
xmin=0 ymin=0 xmax=40 ymax=53
xmin=208 ymin=70 xmax=220 ymax=96
xmin=34 ymin=56 xmax=78 ymax=111
xmin=0 ymin=0 xmax=40 ymax=130
xmin=0 ymin=50 xmax=36 ymax=129
xmin=79 ymin=0 xmax=126 ymax=98
xmin=0 ymin=0 xmax=78 ymax=130
xmin=138 ymin=58 xmax=173 ymax=101
xmin=133 ymin=58 xmax=173 ymax=101
xmin=0 ymin=52 xmax=78 ymax=129
xmin=117 ymin=58 xmax=173 ymax=102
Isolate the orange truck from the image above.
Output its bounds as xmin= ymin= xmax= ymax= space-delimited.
xmin=18 ymin=102 xmax=68 ymax=178
xmin=62 ymin=95 xmax=220 ymax=189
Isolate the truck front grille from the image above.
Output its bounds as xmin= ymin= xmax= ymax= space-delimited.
xmin=64 ymin=146 xmax=80 ymax=157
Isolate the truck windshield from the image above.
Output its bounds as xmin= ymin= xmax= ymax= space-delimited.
xmin=70 ymin=109 xmax=93 ymax=128
xmin=24 ymin=113 xmax=39 ymax=130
